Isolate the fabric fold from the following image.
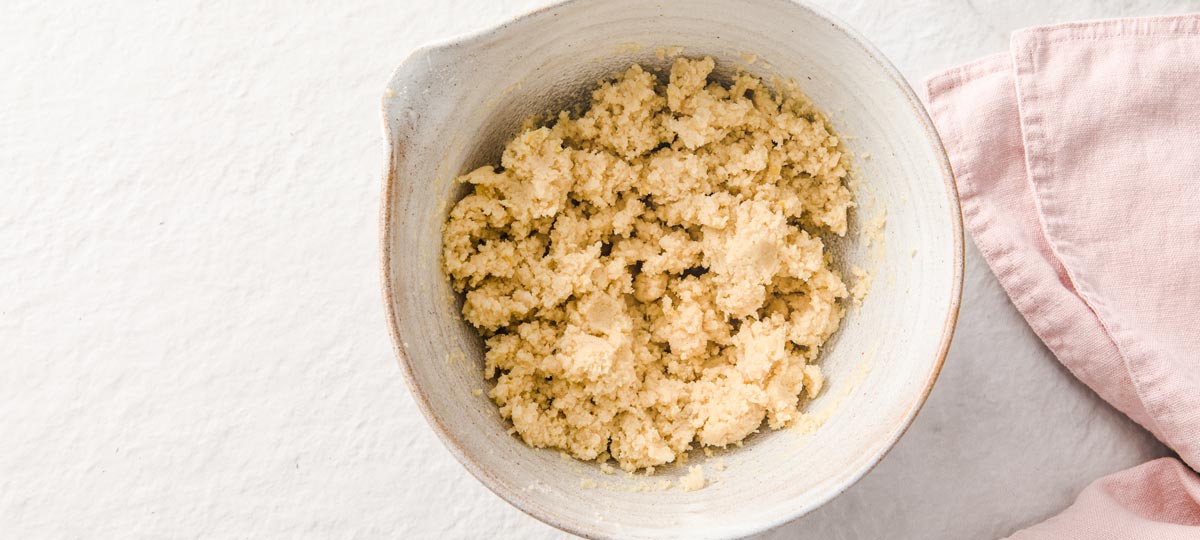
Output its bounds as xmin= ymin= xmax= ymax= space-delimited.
xmin=1008 ymin=458 xmax=1200 ymax=539
xmin=925 ymin=13 xmax=1200 ymax=538
xmin=1007 ymin=15 xmax=1200 ymax=469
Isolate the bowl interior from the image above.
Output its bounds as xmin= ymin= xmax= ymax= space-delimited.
xmin=382 ymin=0 xmax=960 ymax=538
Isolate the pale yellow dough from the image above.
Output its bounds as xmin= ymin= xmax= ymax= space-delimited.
xmin=679 ymin=466 xmax=707 ymax=491
xmin=443 ymin=57 xmax=853 ymax=472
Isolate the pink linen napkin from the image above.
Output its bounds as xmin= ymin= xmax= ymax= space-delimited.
xmin=1009 ymin=458 xmax=1200 ymax=539
xmin=924 ymin=14 xmax=1200 ymax=537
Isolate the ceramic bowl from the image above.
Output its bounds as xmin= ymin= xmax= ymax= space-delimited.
xmin=381 ymin=0 xmax=962 ymax=537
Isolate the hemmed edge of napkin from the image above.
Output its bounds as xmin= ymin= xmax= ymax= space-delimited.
xmin=925 ymin=55 xmax=1157 ymax=434
xmin=1009 ymin=14 xmax=1200 ymax=470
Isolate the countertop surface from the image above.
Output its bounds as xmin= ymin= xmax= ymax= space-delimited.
xmin=3 ymin=0 xmax=1189 ymax=538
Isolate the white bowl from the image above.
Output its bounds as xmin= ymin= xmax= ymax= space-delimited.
xmin=380 ymin=0 xmax=962 ymax=537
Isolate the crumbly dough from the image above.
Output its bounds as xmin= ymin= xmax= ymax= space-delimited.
xmin=850 ymin=265 xmax=871 ymax=305
xmin=443 ymin=57 xmax=854 ymax=472
xmin=680 ymin=466 xmax=707 ymax=491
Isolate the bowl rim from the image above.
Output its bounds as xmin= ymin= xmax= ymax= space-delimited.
xmin=378 ymin=0 xmax=964 ymax=537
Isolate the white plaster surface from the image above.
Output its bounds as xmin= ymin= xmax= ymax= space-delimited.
xmin=2 ymin=0 xmax=1192 ymax=538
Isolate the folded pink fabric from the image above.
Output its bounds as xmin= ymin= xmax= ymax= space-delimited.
xmin=924 ymin=14 xmax=1200 ymax=538
xmin=1008 ymin=458 xmax=1200 ymax=539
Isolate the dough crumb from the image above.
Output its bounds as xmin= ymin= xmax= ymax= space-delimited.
xmin=865 ymin=206 xmax=887 ymax=246
xmin=712 ymin=459 xmax=726 ymax=472
xmin=525 ymin=481 xmax=552 ymax=494
xmin=616 ymin=42 xmax=643 ymax=54
xmin=680 ymin=466 xmax=706 ymax=491
xmin=471 ymin=388 xmax=483 ymax=397
xmin=740 ymin=52 xmax=758 ymax=65
xmin=850 ymin=265 xmax=871 ymax=305
xmin=580 ymin=478 xmax=598 ymax=489
xmin=600 ymin=463 xmax=616 ymax=475
xmin=443 ymin=57 xmax=854 ymax=472
xmin=635 ymin=479 xmax=672 ymax=492
xmin=655 ymin=45 xmax=685 ymax=60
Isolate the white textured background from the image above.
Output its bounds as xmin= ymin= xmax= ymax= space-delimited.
xmin=3 ymin=0 xmax=1193 ymax=538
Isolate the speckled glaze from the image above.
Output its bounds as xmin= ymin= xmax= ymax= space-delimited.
xmin=380 ymin=0 xmax=962 ymax=538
